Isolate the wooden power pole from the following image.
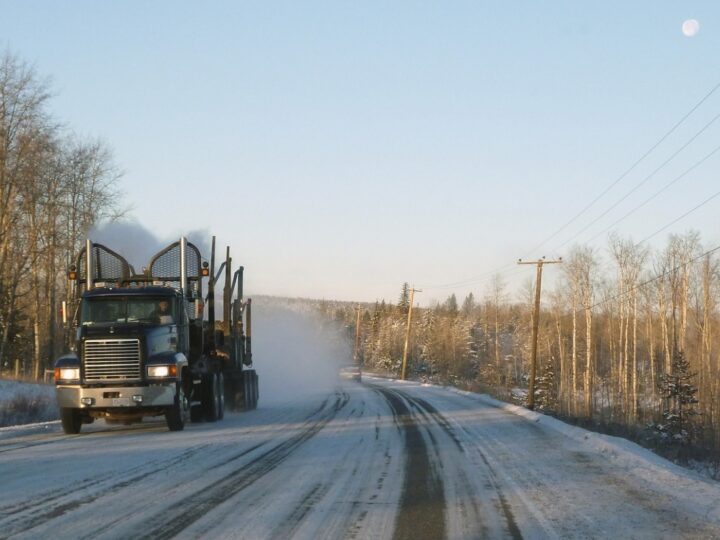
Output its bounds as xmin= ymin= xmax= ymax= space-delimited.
xmin=518 ymin=257 xmax=562 ymax=410
xmin=353 ymin=306 xmax=362 ymax=365
xmin=401 ymin=287 xmax=421 ymax=380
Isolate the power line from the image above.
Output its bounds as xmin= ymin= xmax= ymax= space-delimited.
xmin=635 ymin=189 xmax=720 ymax=245
xmin=524 ymin=79 xmax=720 ymax=258
xmin=420 ymin=262 xmax=518 ymax=291
xmin=417 ymin=81 xmax=720 ymax=295
xmin=421 ymin=264 xmax=535 ymax=292
xmin=585 ymin=142 xmax=720 ymax=244
xmin=555 ymin=111 xmax=720 ymax=251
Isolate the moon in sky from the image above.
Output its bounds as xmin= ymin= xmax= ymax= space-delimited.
xmin=682 ymin=19 xmax=700 ymax=37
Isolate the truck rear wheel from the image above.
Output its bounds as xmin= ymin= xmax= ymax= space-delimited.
xmin=243 ymin=371 xmax=258 ymax=410
xmin=165 ymin=383 xmax=187 ymax=431
xmin=60 ymin=407 xmax=82 ymax=434
xmin=243 ymin=373 xmax=253 ymax=410
xmin=204 ymin=373 xmax=221 ymax=422
xmin=253 ymin=372 xmax=259 ymax=409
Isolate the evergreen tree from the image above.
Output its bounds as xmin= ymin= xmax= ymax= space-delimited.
xmin=462 ymin=292 xmax=476 ymax=316
xmin=418 ymin=309 xmax=437 ymax=379
xmin=445 ymin=293 xmax=458 ymax=316
xmin=535 ymin=356 xmax=557 ymax=412
xmin=655 ymin=350 xmax=701 ymax=450
xmin=398 ymin=283 xmax=410 ymax=312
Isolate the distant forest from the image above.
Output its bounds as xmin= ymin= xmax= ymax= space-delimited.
xmin=318 ymin=233 xmax=719 ymax=461
xmin=0 ymin=52 xmax=122 ymax=379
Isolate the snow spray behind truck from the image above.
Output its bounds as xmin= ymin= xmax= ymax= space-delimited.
xmin=53 ymin=236 xmax=258 ymax=433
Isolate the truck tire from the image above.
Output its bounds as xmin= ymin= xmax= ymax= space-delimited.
xmin=60 ymin=407 xmax=82 ymax=434
xmin=190 ymin=404 xmax=204 ymax=423
xmin=253 ymin=372 xmax=260 ymax=409
xmin=204 ymin=373 xmax=220 ymax=422
xmin=254 ymin=372 xmax=260 ymax=409
xmin=165 ymin=383 xmax=187 ymax=431
xmin=243 ymin=372 xmax=253 ymax=410
xmin=224 ymin=375 xmax=237 ymax=411
xmin=249 ymin=372 xmax=258 ymax=410
xmin=246 ymin=370 xmax=258 ymax=410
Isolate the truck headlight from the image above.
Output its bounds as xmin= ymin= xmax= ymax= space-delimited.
xmin=147 ymin=365 xmax=177 ymax=378
xmin=55 ymin=367 xmax=80 ymax=381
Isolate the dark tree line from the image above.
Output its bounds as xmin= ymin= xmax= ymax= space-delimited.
xmin=0 ymin=51 xmax=122 ymax=379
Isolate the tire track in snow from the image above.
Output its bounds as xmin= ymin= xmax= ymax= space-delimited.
xmin=266 ymin=396 xmax=365 ymax=540
xmin=419 ymin=388 xmax=569 ymax=538
xmin=405 ymin=393 xmax=523 ymax=540
xmin=132 ymin=391 xmax=350 ymax=540
xmin=0 ymin=422 xmax=167 ymax=455
xmin=75 ymin=398 xmax=346 ymax=540
xmin=270 ymin=482 xmax=332 ymax=539
xmin=0 ymin=435 xmax=74 ymax=455
xmin=0 ymin=444 xmax=212 ymax=538
xmin=373 ymin=386 xmax=446 ymax=540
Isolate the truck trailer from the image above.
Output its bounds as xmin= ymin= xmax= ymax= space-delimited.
xmin=53 ymin=236 xmax=258 ymax=433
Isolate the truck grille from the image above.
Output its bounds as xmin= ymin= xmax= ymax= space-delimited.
xmin=84 ymin=339 xmax=142 ymax=381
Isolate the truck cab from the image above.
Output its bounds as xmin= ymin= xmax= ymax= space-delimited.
xmin=55 ymin=287 xmax=191 ymax=432
xmin=54 ymin=237 xmax=258 ymax=434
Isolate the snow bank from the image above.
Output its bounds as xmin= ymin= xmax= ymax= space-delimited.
xmin=444 ymin=386 xmax=720 ymax=525
xmin=366 ymin=374 xmax=720 ymax=525
xmin=0 ymin=379 xmax=58 ymax=427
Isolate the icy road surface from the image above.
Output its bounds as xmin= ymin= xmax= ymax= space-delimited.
xmin=2 ymin=378 xmax=720 ymax=540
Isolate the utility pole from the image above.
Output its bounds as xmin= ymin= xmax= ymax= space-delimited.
xmin=401 ymin=287 xmax=422 ymax=380
xmin=353 ymin=305 xmax=362 ymax=365
xmin=517 ymin=257 xmax=562 ymax=410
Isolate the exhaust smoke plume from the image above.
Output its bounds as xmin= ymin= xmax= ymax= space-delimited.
xmin=252 ymin=298 xmax=352 ymax=404
xmin=89 ymin=220 xmax=211 ymax=271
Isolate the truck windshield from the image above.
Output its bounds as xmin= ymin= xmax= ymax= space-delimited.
xmin=81 ymin=297 xmax=175 ymax=325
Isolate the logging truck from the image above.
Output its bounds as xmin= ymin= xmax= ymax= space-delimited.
xmin=53 ymin=236 xmax=258 ymax=433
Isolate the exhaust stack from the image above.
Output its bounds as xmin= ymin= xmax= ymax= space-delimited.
xmin=180 ymin=236 xmax=187 ymax=298
xmin=85 ymin=239 xmax=94 ymax=291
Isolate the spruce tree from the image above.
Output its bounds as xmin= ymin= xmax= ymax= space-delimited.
xmin=398 ymin=283 xmax=410 ymax=312
xmin=535 ymin=356 xmax=557 ymax=412
xmin=655 ymin=350 xmax=701 ymax=450
xmin=445 ymin=293 xmax=459 ymax=316
xmin=462 ymin=292 xmax=476 ymax=315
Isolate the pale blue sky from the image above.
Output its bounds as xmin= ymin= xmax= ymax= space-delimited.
xmin=2 ymin=1 xmax=719 ymax=304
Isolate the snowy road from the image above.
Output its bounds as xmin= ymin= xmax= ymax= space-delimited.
xmin=2 ymin=377 xmax=720 ymax=539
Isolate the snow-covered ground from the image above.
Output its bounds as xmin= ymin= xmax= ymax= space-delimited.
xmin=3 ymin=303 xmax=719 ymax=538
xmin=1 ymin=376 xmax=719 ymax=539
xmin=0 ymin=379 xmax=57 ymax=427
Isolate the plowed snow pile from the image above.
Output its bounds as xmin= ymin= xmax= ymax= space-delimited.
xmin=0 ymin=379 xmax=57 ymax=427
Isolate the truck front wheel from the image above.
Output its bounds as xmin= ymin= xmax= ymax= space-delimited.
xmin=165 ymin=383 xmax=187 ymax=431
xmin=60 ymin=407 xmax=82 ymax=434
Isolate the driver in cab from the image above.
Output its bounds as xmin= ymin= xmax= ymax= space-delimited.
xmin=150 ymin=299 xmax=174 ymax=325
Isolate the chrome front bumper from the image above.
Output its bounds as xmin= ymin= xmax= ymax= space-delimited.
xmin=56 ymin=384 xmax=175 ymax=409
